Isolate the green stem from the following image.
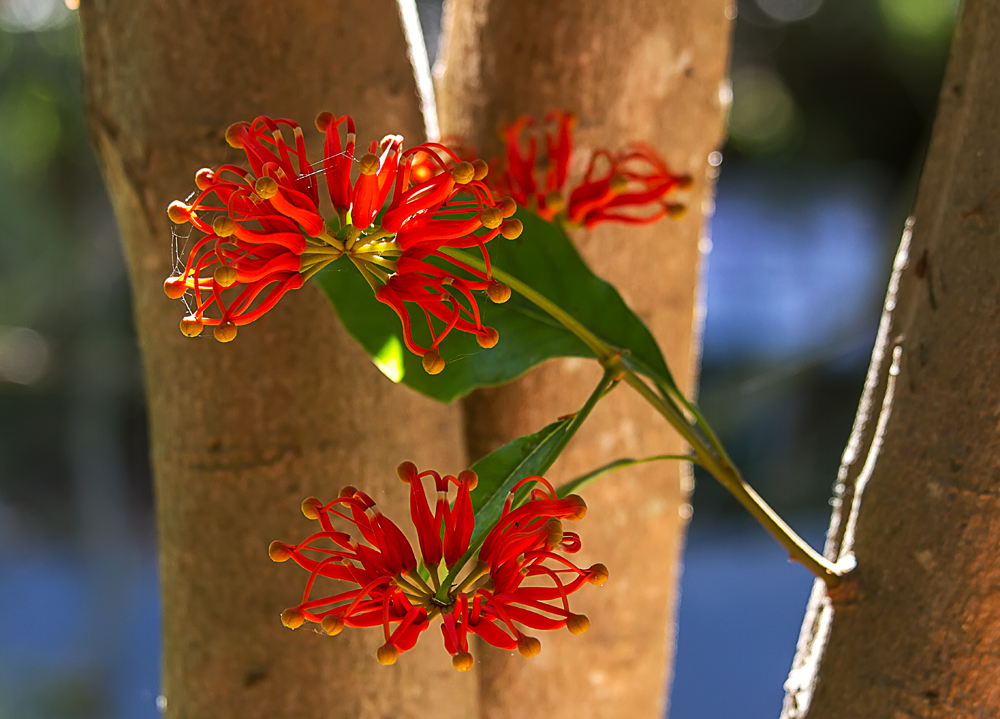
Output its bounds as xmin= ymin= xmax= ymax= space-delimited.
xmin=442 ymin=246 xmax=852 ymax=588
xmin=556 ymin=453 xmax=699 ymax=498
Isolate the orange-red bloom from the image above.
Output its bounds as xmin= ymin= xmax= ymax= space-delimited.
xmin=491 ymin=111 xmax=692 ymax=228
xmin=164 ymin=115 xmax=519 ymax=367
xmin=270 ymin=464 xmax=606 ymax=670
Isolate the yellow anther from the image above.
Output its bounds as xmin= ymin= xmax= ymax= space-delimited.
xmin=500 ymin=219 xmax=523 ymax=240
xmin=339 ymin=485 xmax=358 ymax=498
xmin=179 ymin=316 xmax=204 ymax=337
xmin=377 ymin=643 xmax=399 ymax=666
xmin=587 ymin=564 xmax=609 ymax=585
xmin=452 ymin=652 xmax=474 ymax=672
xmin=422 ymin=351 xmax=445 ymax=375
xmin=213 ymin=215 xmax=237 ymax=237
xmin=225 ymin=121 xmax=250 ymax=149
xmin=477 ymin=327 xmax=499 ymax=349
xmin=666 ymin=203 xmax=687 ymax=219
xmin=544 ymin=190 xmax=565 ymax=214
xmin=254 ymin=176 xmax=279 ymax=200
xmin=195 ymin=168 xmax=215 ymax=191
xmin=609 ymin=175 xmax=629 ymax=194
xmin=564 ymin=494 xmax=587 ymax=521
xmin=472 ymin=159 xmax=489 ymax=181
xmin=280 ymin=608 xmax=305 ymax=629
xmin=213 ymin=320 xmax=238 ymax=343
xmin=479 ymin=206 xmax=503 ymax=229
xmin=517 ymin=635 xmax=541 ymax=658
xmin=397 ymin=461 xmax=419 ymax=483
xmin=315 ymin=112 xmax=334 ymax=133
xmin=451 ymin=161 xmax=475 ymax=185
xmin=167 ymin=201 xmax=191 ymax=224
xmin=163 ymin=276 xmax=187 ymax=300
xmin=677 ymin=174 xmax=694 ymax=190
xmin=214 ymin=265 xmax=238 ymax=288
xmin=358 ymin=153 xmax=379 ymax=175
xmin=498 ymin=196 xmax=517 ymax=218
xmin=301 ymin=497 xmax=323 ymax=520
xmin=566 ymin=614 xmax=590 ymax=635
xmin=457 ymin=469 xmax=478 ymax=491
xmin=545 ymin=519 xmax=564 ymax=549
xmin=268 ymin=541 xmax=292 ymax=562
xmin=487 ymin=280 xmax=511 ymax=304
xmin=321 ymin=615 xmax=345 ymax=636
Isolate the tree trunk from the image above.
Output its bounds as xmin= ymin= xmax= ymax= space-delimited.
xmin=78 ymin=2 xmax=474 ymax=718
xmin=782 ymin=0 xmax=1000 ymax=715
xmin=435 ymin=3 xmax=733 ymax=718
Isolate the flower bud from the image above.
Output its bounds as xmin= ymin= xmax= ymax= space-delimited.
xmin=472 ymin=159 xmax=489 ymax=181
xmin=563 ymin=494 xmax=587 ymax=521
xmin=517 ymin=635 xmax=541 ymax=658
xmin=321 ymin=615 xmax=345 ymax=636
xmin=195 ymin=168 xmax=215 ymax=190
xmin=225 ymin=121 xmax=250 ymax=149
xmin=450 ymin=161 xmax=475 ymax=185
xmin=358 ymin=153 xmax=379 ymax=175
xmin=457 ymin=469 xmax=478 ymax=491
xmin=213 ymin=215 xmax=237 ymax=237
xmin=422 ymin=351 xmax=445 ymax=375
xmin=213 ymin=320 xmax=238 ymax=343
xmin=476 ymin=327 xmax=499 ymax=349
xmin=479 ymin=206 xmax=503 ymax=229
xmin=164 ymin=276 xmax=187 ymax=299
xmin=587 ymin=563 xmax=609 ymax=585
xmin=544 ymin=190 xmax=565 ymax=214
xmin=666 ymin=203 xmax=687 ymax=219
xmin=315 ymin=112 xmax=334 ymax=132
xmin=281 ymin=608 xmax=305 ymax=629
xmin=397 ymin=461 xmax=418 ymax=484
xmin=487 ymin=281 xmax=511 ymax=304
xmin=214 ymin=265 xmax=238 ymax=288
xmin=179 ymin=316 xmax=204 ymax=338
xmin=566 ymin=614 xmax=590 ymax=635
xmin=452 ymin=651 xmax=474 ymax=672
xmin=377 ymin=643 xmax=399 ymax=666
xmin=167 ymin=201 xmax=191 ymax=224
xmin=498 ymin=196 xmax=517 ymax=218
xmin=254 ymin=176 xmax=279 ymax=200
xmin=301 ymin=497 xmax=323 ymax=520
xmin=268 ymin=541 xmax=292 ymax=562
xmin=500 ymin=219 xmax=523 ymax=240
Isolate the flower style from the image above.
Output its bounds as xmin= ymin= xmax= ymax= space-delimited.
xmin=163 ymin=114 xmax=521 ymax=370
xmin=269 ymin=463 xmax=607 ymax=671
xmin=490 ymin=111 xmax=692 ymax=228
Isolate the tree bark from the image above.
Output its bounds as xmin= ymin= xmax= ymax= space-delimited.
xmin=435 ymin=3 xmax=733 ymax=718
xmin=78 ymin=2 xmax=474 ymax=718
xmin=782 ymin=0 xmax=1000 ymax=715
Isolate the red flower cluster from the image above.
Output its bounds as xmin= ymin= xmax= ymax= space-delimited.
xmin=269 ymin=463 xmax=606 ymax=671
xmin=164 ymin=114 xmax=521 ymax=372
xmin=490 ymin=111 xmax=692 ymax=228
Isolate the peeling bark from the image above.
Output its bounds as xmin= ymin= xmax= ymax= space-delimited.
xmin=783 ymin=1 xmax=1000 ymax=715
xmin=78 ymin=2 xmax=474 ymax=717
xmin=436 ymin=3 xmax=733 ymax=717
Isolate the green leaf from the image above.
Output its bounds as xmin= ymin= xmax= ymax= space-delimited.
xmin=313 ymin=208 xmax=675 ymax=402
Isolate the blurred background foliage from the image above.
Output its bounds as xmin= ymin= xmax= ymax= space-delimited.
xmin=0 ymin=0 xmax=955 ymax=717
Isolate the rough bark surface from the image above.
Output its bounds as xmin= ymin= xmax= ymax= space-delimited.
xmin=782 ymin=0 xmax=1000 ymax=716
xmin=78 ymin=2 xmax=474 ymax=718
xmin=436 ymin=3 xmax=733 ymax=718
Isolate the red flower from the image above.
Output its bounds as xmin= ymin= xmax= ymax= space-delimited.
xmin=164 ymin=114 xmax=520 ymax=367
xmin=491 ymin=111 xmax=692 ymax=228
xmin=270 ymin=464 xmax=606 ymax=671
